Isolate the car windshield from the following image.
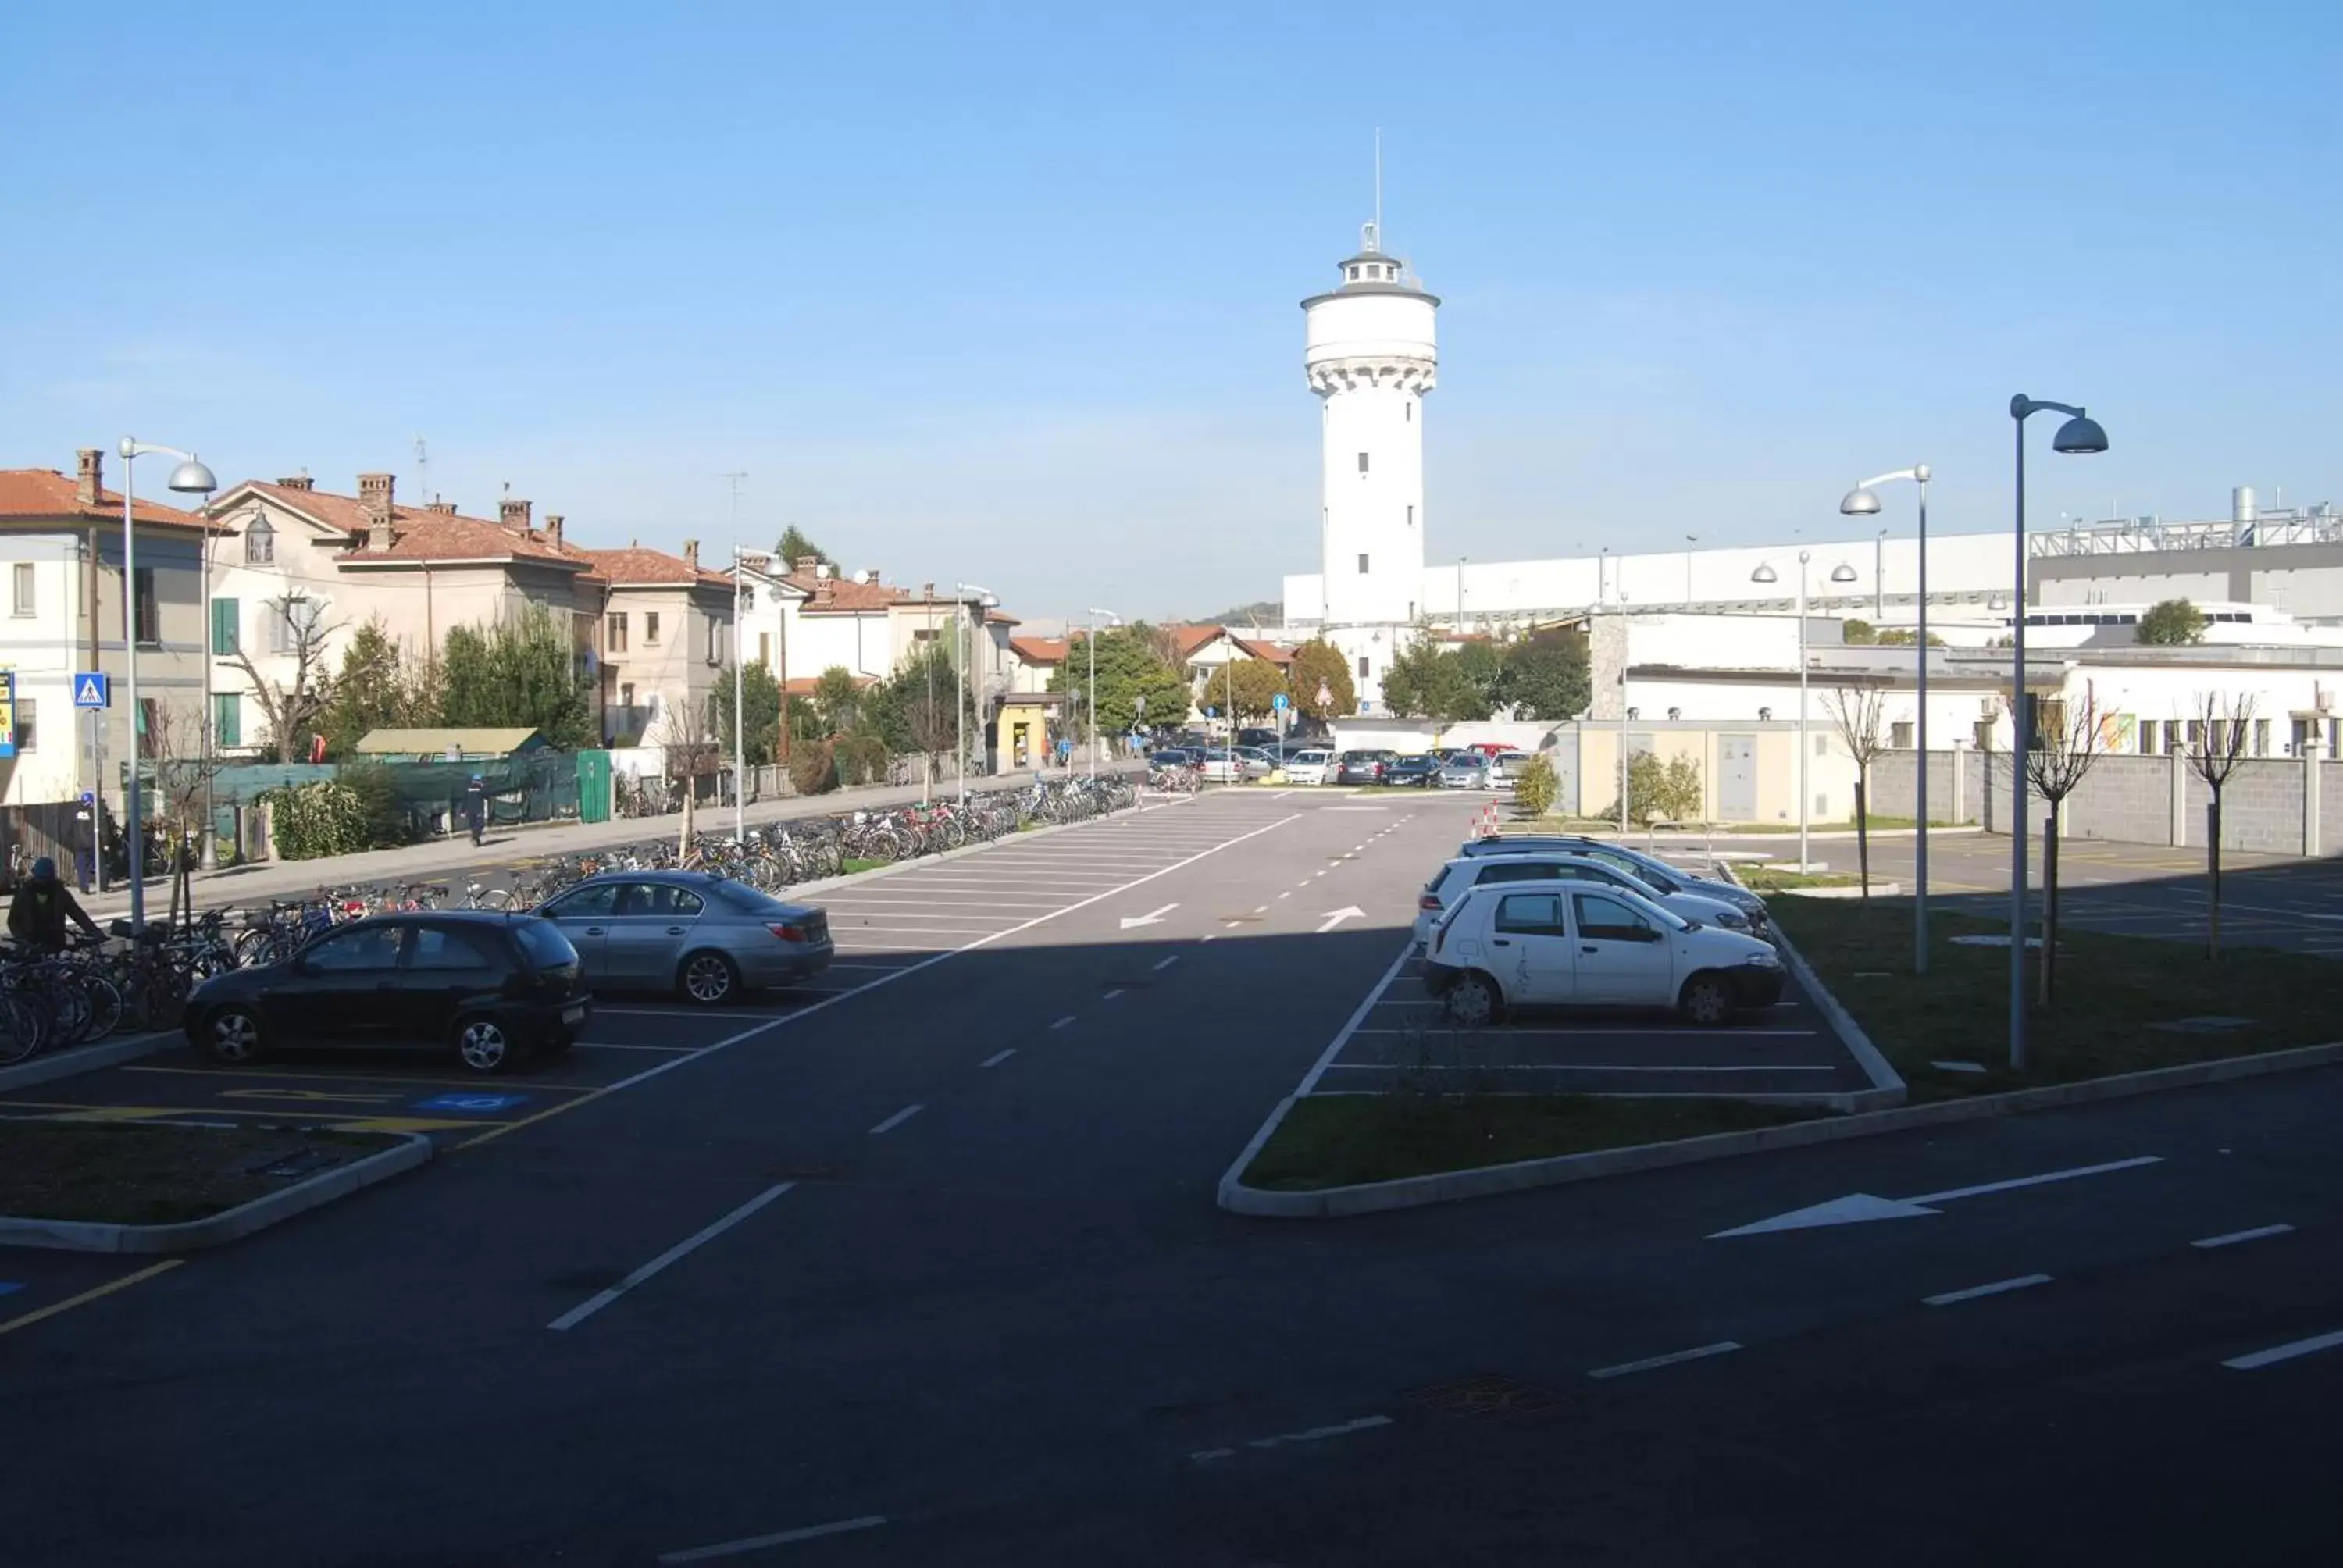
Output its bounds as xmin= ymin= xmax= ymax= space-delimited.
xmin=509 ymin=918 xmax=578 ymax=968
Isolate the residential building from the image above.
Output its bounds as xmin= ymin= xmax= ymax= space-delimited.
xmin=583 ymin=540 xmax=736 ymax=743
xmin=0 ymin=450 xmax=220 ymax=810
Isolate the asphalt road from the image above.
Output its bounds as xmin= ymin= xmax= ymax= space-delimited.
xmin=4 ymin=789 xmax=2339 ymax=1566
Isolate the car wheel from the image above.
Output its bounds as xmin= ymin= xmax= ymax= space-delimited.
xmin=455 ymin=1015 xmax=518 ymax=1074
xmin=202 ymin=1006 xmax=268 ymax=1066
xmin=1445 ymin=971 xmax=1501 ymax=1028
xmin=679 ymin=950 xmax=740 ymax=1006
xmin=1678 ymin=974 xmax=1736 ymax=1027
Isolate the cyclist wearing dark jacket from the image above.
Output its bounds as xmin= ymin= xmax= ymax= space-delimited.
xmin=8 ymin=857 xmax=105 ymax=953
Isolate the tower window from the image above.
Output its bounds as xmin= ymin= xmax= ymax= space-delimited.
xmin=1357 ymin=452 xmax=1369 ymax=475
xmin=1357 ymin=554 xmax=1369 ymax=574
xmin=1406 ymin=401 xmax=1412 ymax=422
xmin=1407 ymin=504 xmax=1414 ymax=527
xmin=1357 ymin=656 xmax=1370 ymax=679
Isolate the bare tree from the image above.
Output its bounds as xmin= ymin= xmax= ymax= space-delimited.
xmin=1824 ymin=685 xmax=1890 ymax=901
xmin=654 ymin=693 xmax=722 ymax=858
xmin=143 ymin=701 xmax=222 ymax=925
xmin=2005 ymin=679 xmax=2109 ymax=1003
xmin=2184 ymin=692 xmax=2257 ymax=959
xmin=225 ymin=592 xmax=338 ymax=763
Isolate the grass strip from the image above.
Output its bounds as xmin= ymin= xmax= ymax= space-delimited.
xmin=0 ymin=1121 xmax=398 ymax=1226
xmin=1243 ymin=1093 xmax=1824 ymax=1191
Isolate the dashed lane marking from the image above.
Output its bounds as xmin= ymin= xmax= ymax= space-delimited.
xmin=981 ymin=1049 xmax=1015 ymax=1068
xmin=2224 ymin=1330 xmax=2343 ymax=1371
xmin=548 ymin=1183 xmax=795 ymax=1332
xmin=868 ymin=1103 xmax=922 ymax=1136
xmin=1153 ymin=955 xmax=1179 ymax=971
xmin=658 ymin=1516 xmax=889 ymax=1563
xmin=2193 ymin=1224 xmax=2295 ymax=1249
xmin=1588 ymin=1341 xmax=1742 ymax=1379
xmin=1050 ymin=1015 xmax=1075 ymax=1029
xmin=1924 ymin=1274 xmax=2053 ymax=1307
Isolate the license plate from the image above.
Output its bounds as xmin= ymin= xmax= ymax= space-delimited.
xmin=562 ymin=1004 xmax=585 ymax=1025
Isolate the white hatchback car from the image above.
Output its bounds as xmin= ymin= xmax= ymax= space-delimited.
xmin=1413 ymin=853 xmax=1756 ymax=949
xmin=1424 ymin=880 xmax=1785 ymax=1026
xmin=1282 ymin=748 xmax=1334 ymax=785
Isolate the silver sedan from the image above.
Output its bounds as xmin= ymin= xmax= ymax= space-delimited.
xmin=535 ymin=871 xmax=833 ymax=1004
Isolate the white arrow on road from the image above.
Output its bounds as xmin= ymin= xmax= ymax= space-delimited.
xmin=1119 ymin=903 xmax=1179 ymax=931
xmin=1316 ymin=906 xmax=1366 ymax=934
xmin=1709 ymin=1154 xmax=2163 ymax=1238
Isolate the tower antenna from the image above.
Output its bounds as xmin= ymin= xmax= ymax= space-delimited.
xmin=1374 ymin=127 xmax=1382 ymax=250
xmin=717 ymin=471 xmax=748 ymax=525
xmin=412 ymin=433 xmax=428 ymax=504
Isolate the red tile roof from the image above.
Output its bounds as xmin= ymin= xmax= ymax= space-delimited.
xmin=1010 ymin=636 xmax=1069 ymax=665
xmin=224 ymin=480 xmax=587 ymax=570
xmin=580 ymin=546 xmax=731 ymax=588
xmin=0 ymin=468 xmax=216 ymax=529
xmin=790 ymin=572 xmax=910 ymax=614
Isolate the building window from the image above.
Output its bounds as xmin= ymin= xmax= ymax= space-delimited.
xmin=1357 ymin=554 xmax=1369 ymax=574
xmin=212 ymin=692 xmax=241 ymax=749
xmin=1357 ymin=655 xmax=1370 ymax=679
xmin=2254 ymin=718 xmax=2271 ymax=756
xmin=1406 ymin=401 xmax=1412 ymax=422
xmin=11 ymin=562 xmax=32 ymax=618
xmin=268 ymin=597 xmax=320 ymax=655
xmin=12 ymin=697 xmax=32 ymax=753
xmin=2138 ymin=722 xmax=2154 ymax=755
xmin=758 ymin=633 xmax=772 ymax=667
xmin=607 ymin=613 xmax=629 ymax=653
xmin=2163 ymin=719 xmax=2183 ymax=754
xmin=211 ymin=597 xmax=239 ymax=655
xmin=708 ymin=617 xmax=722 ymax=663
xmin=1407 ymin=504 xmax=1414 ymax=527
xmin=619 ymin=682 xmax=636 ymax=711
xmin=133 ymin=567 xmax=159 ymax=647
xmin=1813 ymin=734 xmax=1828 ymax=757
xmin=1891 ymin=720 xmax=1913 ymax=749
xmin=1357 ymin=452 xmax=1369 ymax=475
xmin=137 ymin=697 xmax=157 ymax=759
xmin=644 ymin=612 xmax=662 ymax=645
xmin=914 ymin=628 xmax=937 ymax=643
xmin=244 ymin=516 xmax=275 ymax=565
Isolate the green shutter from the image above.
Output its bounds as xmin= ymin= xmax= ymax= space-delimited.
xmin=212 ymin=692 xmax=241 ymax=749
xmin=211 ymin=597 xmax=239 ymax=655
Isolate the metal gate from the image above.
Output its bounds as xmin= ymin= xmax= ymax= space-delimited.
xmin=1718 ymin=734 xmax=1756 ymax=821
xmin=576 ymin=750 xmax=612 ymax=824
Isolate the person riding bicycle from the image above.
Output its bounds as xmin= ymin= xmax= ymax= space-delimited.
xmin=7 ymin=857 xmax=105 ymax=953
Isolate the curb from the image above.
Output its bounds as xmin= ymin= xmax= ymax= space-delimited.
xmin=1775 ymin=883 xmax=1903 ymax=900
xmin=1731 ymin=861 xmax=1908 ymax=1111
xmin=0 ymin=1125 xmax=433 ymax=1253
xmin=1217 ymin=1040 xmax=2343 ymax=1219
xmin=0 ymin=1029 xmax=180 ymax=1095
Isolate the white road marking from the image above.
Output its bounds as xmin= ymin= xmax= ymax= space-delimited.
xmin=1712 ymin=1156 xmax=2165 ymax=1238
xmin=570 ymin=1041 xmax=699 ymax=1053
xmin=1588 ymin=1341 xmax=1742 ymax=1379
xmin=1119 ymin=902 xmax=1179 ymax=930
xmin=549 ymin=1183 xmax=794 ymax=1331
xmin=1924 ymin=1273 xmax=2053 ymax=1306
xmin=2224 ymin=1329 xmax=2343 ymax=1371
xmin=1050 ymin=1015 xmax=1076 ymax=1029
xmin=1153 ymin=955 xmax=1179 ymax=971
xmin=1278 ymin=891 xmax=1292 ymax=900
xmin=1910 ymin=1156 xmax=2163 ymax=1205
xmin=1322 ymin=1062 xmax=1839 ymax=1074
xmin=980 ymin=1049 xmax=1015 ymax=1068
xmin=658 ymin=1516 xmax=889 ymax=1563
xmin=1102 ymin=988 xmax=1126 ymax=1000
xmin=1190 ymin=1413 xmax=1392 ymax=1463
xmin=868 ymin=1103 xmax=923 ymax=1135
xmin=1350 ymin=1026 xmax=1821 ymax=1037
xmin=1200 ymin=933 xmax=1217 ymax=943
xmin=2193 ymin=1224 xmax=2295 ymax=1249
xmin=1254 ymin=904 xmax=1270 ymax=914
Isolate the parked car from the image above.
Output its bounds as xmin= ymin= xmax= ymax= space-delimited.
xmin=1458 ymin=835 xmax=1769 ymax=929
xmin=1384 ymin=754 xmax=1442 ymax=788
xmin=1335 ymin=749 xmax=1395 ymax=785
xmin=1232 ymin=746 xmax=1278 ymax=778
xmin=537 ymin=871 xmax=833 ymax=1004
xmin=1196 ymin=747 xmax=1258 ymax=783
xmin=1283 ymin=747 xmax=1335 ymax=785
xmin=1436 ymin=752 xmax=1492 ymax=789
xmin=186 ymin=911 xmax=590 ymax=1074
xmin=1485 ymin=750 xmax=1536 ymax=786
xmin=1147 ymin=747 xmax=1196 ymax=768
xmin=1423 ymin=880 xmax=1785 ymax=1027
xmin=1414 ymin=853 xmax=1756 ymax=948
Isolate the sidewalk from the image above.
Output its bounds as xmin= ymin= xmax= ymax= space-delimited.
xmin=83 ymin=764 xmax=1139 ymax=921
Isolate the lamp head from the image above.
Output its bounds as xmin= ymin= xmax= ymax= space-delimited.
xmin=166 ymin=458 xmax=218 ymax=496
xmin=1829 ymin=563 xmax=1858 ymax=584
xmin=1838 ymin=488 xmax=1881 ymax=517
xmin=1749 ymin=561 xmax=1778 ymax=585
xmin=2052 ymin=415 xmax=2109 ymax=454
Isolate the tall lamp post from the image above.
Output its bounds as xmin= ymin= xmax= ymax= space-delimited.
xmin=1751 ymin=551 xmax=1856 ymax=871
xmin=2005 ymin=395 xmax=2109 ymax=1070
xmin=117 ymin=439 xmax=216 ymax=933
xmin=732 ymin=548 xmax=749 ymax=840
xmin=954 ymin=583 xmax=996 ymax=804
xmin=1085 ymin=608 xmax=1119 ymax=774
xmin=1840 ymin=465 xmax=1931 ymax=972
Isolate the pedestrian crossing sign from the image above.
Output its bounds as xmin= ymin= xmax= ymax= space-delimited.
xmin=73 ymin=672 xmax=111 ymax=708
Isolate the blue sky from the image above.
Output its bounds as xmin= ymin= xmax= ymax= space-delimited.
xmin=8 ymin=1 xmax=2338 ymax=621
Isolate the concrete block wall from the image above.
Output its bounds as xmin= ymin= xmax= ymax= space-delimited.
xmin=2181 ymin=761 xmax=2305 ymax=856
xmin=1869 ymin=750 xmax=1967 ymax=824
xmin=2060 ymin=754 xmax=2180 ymax=846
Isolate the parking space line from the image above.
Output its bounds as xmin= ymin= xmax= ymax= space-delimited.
xmin=571 ymin=1042 xmax=698 ymax=1053
xmin=1322 ymin=1063 xmax=1839 ymax=1074
xmin=123 ymin=1065 xmax=603 ymax=1094
xmin=0 ymin=1259 xmax=184 ymax=1339
xmin=2224 ymin=1329 xmax=2343 ymax=1371
xmin=658 ymin=1515 xmax=889 ymax=1563
xmin=2192 ymin=1224 xmax=2295 ymax=1249
xmin=1348 ymin=1027 xmax=1822 ymax=1038
xmin=548 ymin=1183 xmax=795 ymax=1331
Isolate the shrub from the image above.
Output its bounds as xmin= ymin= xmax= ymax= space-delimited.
xmin=1513 ymin=754 xmax=1558 ymax=816
xmin=788 ymin=739 xmax=838 ymax=796
xmin=264 ymin=779 xmax=370 ymax=860
xmin=1624 ymin=752 xmax=1703 ymax=825
xmin=340 ymin=761 xmax=415 ymax=850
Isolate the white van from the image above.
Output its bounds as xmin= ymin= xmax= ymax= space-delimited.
xmin=1423 ymin=879 xmax=1785 ymax=1026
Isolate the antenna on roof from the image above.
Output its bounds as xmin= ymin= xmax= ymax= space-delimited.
xmin=716 ymin=471 xmax=748 ymax=526
xmin=412 ymin=434 xmax=427 ymax=508
xmin=1374 ymin=127 xmax=1382 ymax=249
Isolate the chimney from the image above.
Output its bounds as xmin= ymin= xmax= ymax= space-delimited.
xmin=426 ymin=500 xmax=457 ymax=515
xmin=862 ymin=568 xmax=881 ymax=586
xmin=358 ymin=472 xmax=395 ymax=550
xmin=499 ymin=497 xmax=531 ymax=532
xmin=544 ymin=514 xmax=564 ymax=547
xmin=75 ymin=448 xmax=103 ymax=505
xmin=683 ymin=538 xmax=699 ymax=571
xmin=793 ymin=554 xmax=821 ymax=576
xmin=276 ymin=474 xmax=316 ymax=492
xmin=921 ymin=582 xmax=935 ymax=601
xmin=815 ymin=561 xmax=833 ymax=579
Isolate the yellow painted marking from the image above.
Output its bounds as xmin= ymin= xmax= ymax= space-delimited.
xmin=46 ymin=1107 xmax=180 ymax=1122
xmin=337 ymin=1116 xmax=512 ymax=1134
xmin=0 ymin=1259 xmax=184 ymax=1338
xmin=459 ymin=1089 xmax=617 ymax=1149
xmin=129 ymin=1066 xmax=601 ymax=1096
xmin=0 ymin=1099 xmax=402 ymax=1124
xmin=218 ymin=1088 xmax=402 ymax=1106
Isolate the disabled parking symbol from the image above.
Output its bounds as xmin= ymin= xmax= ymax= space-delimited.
xmin=411 ymin=1092 xmax=529 ymax=1114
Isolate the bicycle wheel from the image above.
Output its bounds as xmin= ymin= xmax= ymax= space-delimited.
xmin=0 ymin=991 xmax=44 ymax=1064
xmin=76 ymin=970 xmax=124 ymax=1041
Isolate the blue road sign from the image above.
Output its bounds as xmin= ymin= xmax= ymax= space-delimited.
xmin=73 ymin=672 xmax=111 ymax=708
xmin=412 ymin=1092 xmax=528 ymax=1114
xmin=1205 ymin=706 xmax=1218 ymax=718
xmin=1272 ymin=692 xmax=1289 ymax=711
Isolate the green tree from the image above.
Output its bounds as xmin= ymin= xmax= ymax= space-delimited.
xmin=1220 ymin=658 xmax=1289 ymax=722
xmin=1497 ymin=628 xmax=1592 ymax=721
xmin=809 ymin=665 xmax=865 ymax=736
xmin=1624 ymin=751 xmax=1704 ymax=825
xmin=706 ymin=660 xmax=784 ymax=764
xmin=1050 ymin=626 xmax=1190 ymax=736
xmin=1841 ymin=618 xmax=1878 ymax=645
xmin=888 ymin=642 xmax=961 ymax=761
xmin=321 ymin=619 xmax=433 ymax=760
xmin=1875 ymin=629 xmax=1946 ymax=647
xmin=1453 ymin=640 xmax=1504 ymax=718
xmin=1287 ymin=640 xmax=1357 ymax=721
xmin=2137 ymin=598 xmax=2208 ymax=646
xmin=1376 ymin=633 xmax=1447 ymax=718
xmin=776 ymin=526 xmax=830 ymax=568
xmin=1514 ymin=753 xmax=1558 ymax=816
xmin=437 ymin=604 xmax=593 ymax=749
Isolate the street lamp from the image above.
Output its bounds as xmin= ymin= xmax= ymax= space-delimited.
xmin=1752 ymin=551 xmax=1855 ymax=871
xmin=117 ymin=439 xmax=216 ymax=933
xmin=954 ymin=583 xmax=996 ymax=804
xmin=2005 ymin=394 xmax=2109 ymax=1070
xmin=1085 ymin=608 xmax=1120 ymax=774
xmin=733 ymin=551 xmax=750 ymax=841
xmin=1842 ymin=465 xmax=1932 ymax=973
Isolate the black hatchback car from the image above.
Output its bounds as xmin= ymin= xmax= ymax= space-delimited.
xmin=185 ymin=912 xmax=591 ymax=1074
